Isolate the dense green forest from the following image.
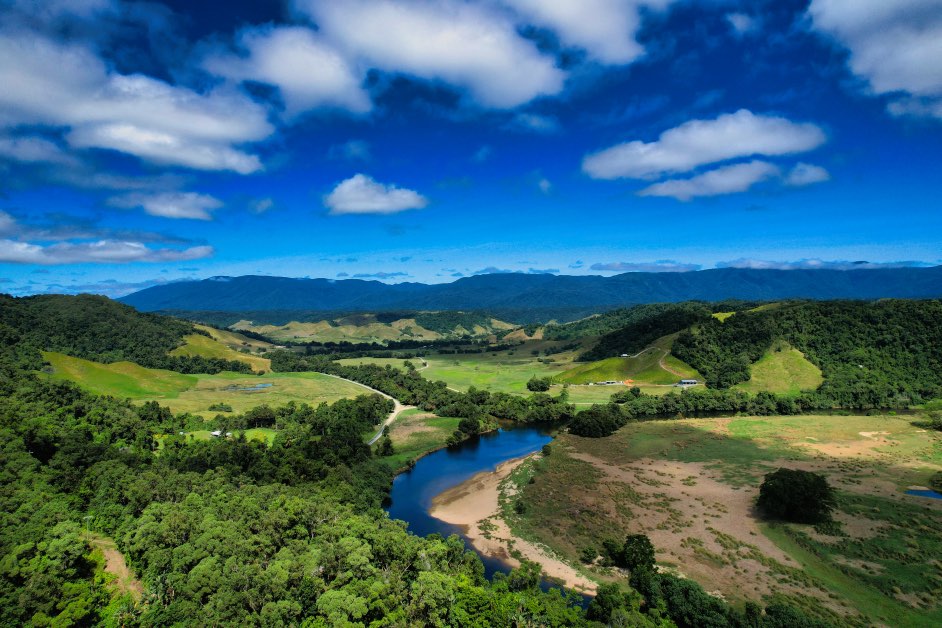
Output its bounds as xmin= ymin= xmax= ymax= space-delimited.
xmin=672 ymin=300 xmax=942 ymax=404
xmin=0 ymin=294 xmax=251 ymax=374
xmin=573 ymin=303 xmax=714 ymax=361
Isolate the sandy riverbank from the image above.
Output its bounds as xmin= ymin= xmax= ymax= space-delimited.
xmin=429 ymin=455 xmax=597 ymax=594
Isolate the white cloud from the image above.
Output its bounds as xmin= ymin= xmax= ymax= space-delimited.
xmin=109 ymin=192 xmax=223 ymax=220
xmin=204 ymin=25 xmax=370 ymax=117
xmin=0 ymin=135 xmax=78 ymax=165
xmin=538 ymin=178 xmax=552 ymax=193
xmin=583 ymin=110 xmax=826 ymax=179
xmin=324 ymin=174 xmax=428 ymax=215
xmin=809 ymin=0 xmax=942 ymax=119
xmin=590 ymin=260 xmax=701 ymax=272
xmin=639 ymin=160 xmax=780 ymax=200
xmin=726 ymin=12 xmax=757 ymax=35
xmin=501 ymin=0 xmax=672 ymax=64
xmin=0 ymin=239 xmax=213 ymax=265
xmin=0 ymin=31 xmax=272 ymax=173
xmin=717 ymin=258 xmax=931 ymax=271
xmin=786 ymin=162 xmax=831 ymax=186
xmin=296 ymin=0 xmax=566 ymax=108
xmin=506 ymin=112 xmax=560 ymax=134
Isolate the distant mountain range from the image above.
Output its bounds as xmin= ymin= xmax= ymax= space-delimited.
xmin=119 ymin=267 xmax=942 ymax=317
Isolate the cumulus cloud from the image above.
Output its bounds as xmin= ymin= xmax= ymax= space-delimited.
xmin=296 ymin=0 xmax=566 ymax=108
xmin=109 ymin=192 xmax=223 ymax=220
xmin=0 ymin=31 xmax=271 ymax=173
xmin=528 ymin=267 xmax=558 ymax=274
xmin=501 ymin=0 xmax=672 ymax=64
xmin=0 ymin=239 xmax=213 ymax=265
xmin=717 ymin=258 xmax=932 ymax=271
xmin=582 ymin=109 xmax=826 ymax=180
xmin=639 ymin=160 xmax=780 ymax=201
xmin=0 ymin=135 xmax=78 ymax=166
xmin=786 ymin=162 xmax=831 ymax=186
xmin=809 ymin=0 xmax=942 ymax=119
xmin=726 ymin=12 xmax=758 ymax=35
xmin=324 ymin=174 xmax=428 ymax=215
xmin=204 ymin=25 xmax=370 ymax=117
xmin=590 ymin=260 xmax=701 ymax=272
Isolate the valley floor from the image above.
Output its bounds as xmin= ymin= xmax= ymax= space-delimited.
xmin=507 ymin=414 xmax=942 ymax=626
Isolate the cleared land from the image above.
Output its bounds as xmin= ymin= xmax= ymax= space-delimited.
xmin=44 ymin=352 xmax=367 ymax=417
xmin=555 ymin=334 xmax=700 ymax=386
xmin=514 ymin=415 xmax=942 ymax=626
xmin=235 ymin=318 xmax=443 ymax=344
xmin=385 ymin=408 xmax=461 ymax=469
xmin=734 ymin=342 xmax=823 ymax=396
xmin=170 ymin=333 xmax=271 ymax=372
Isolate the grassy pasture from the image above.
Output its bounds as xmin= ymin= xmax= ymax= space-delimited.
xmin=734 ymin=343 xmax=823 ymax=396
xmin=514 ymin=414 xmax=942 ymax=625
xmin=170 ymin=333 xmax=272 ymax=372
xmin=423 ymin=351 xmax=566 ymax=395
xmin=234 ymin=318 xmax=443 ymax=344
xmin=554 ymin=334 xmax=700 ymax=386
xmin=385 ymin=408 xmax=461 ymax=469
xmin=44 ymin=352 xmax=367 ymax=418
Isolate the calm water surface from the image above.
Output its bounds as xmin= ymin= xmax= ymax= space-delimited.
xmin=385 ymin=422 xmax=555 ymax=578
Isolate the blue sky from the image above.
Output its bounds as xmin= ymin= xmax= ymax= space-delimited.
xmin=0 ymin=0 xmax=940 ymax=296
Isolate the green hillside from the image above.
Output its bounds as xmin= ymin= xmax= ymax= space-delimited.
xmin=555 ymin=335 xmax=700 ymax=385
xmin=734 ymin=342 xmax=824 ymax=396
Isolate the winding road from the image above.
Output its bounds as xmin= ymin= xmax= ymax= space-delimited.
xmin=319 ymin=372 xmax=416 ymax=446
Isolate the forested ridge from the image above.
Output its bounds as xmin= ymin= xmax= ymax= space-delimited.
xmin=672 ymin=300 xmax=942 ymax=404
xmin=0 ymin=293 xmax=251 ymax=374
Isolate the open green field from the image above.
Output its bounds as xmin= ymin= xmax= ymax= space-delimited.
xmin=337 ymin=357 xmax=421 ymax=370
xmin=44 ymin=352 xmax=368 ymax=417
xmin=734 ymin=342 xmax=823 ymax=396
xmin=170 ymin=333 xmax=272 ymax=372
xmin=424 ymin=351 xmax=568 ymax=395
xmin=385 ymin=408 xmax=461 ymax=470
xmin=514 ymin=414 xmax=942 ymax=625
xmin=155 ymin=427 xmax=280 ymax=449
xmin=554 ymin=334 xmax=700 ymax=386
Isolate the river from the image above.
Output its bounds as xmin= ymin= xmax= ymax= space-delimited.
xmin=385 ymin=422 xmax=555 ymax=579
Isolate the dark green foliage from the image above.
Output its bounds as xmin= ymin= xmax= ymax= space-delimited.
xmin=568 ymin=403 xmax=628 ymax=437
xmin=673 ymin=300 xmax=942 ymax=406
xmin=527 ymin=376 xmax=552 ymax=392
xmin=757 ymin=468 xmax=836 ymax=524
xmin=578 ymin=303 xmax=713 ymax=361
xmin=413 ymin=310 xmax=495 ymax=334
xmin=0 ymin=293 xmax=250 ymax=374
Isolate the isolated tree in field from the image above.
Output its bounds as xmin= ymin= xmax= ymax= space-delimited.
xmin=526 ymin=376 xmax=551 ymax=392
xmin=757 ymin=468 xmax=835 ymax=523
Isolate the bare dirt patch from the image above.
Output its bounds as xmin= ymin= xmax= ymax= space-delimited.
xmin=87 ymin=534 xmax=143 ymax=600
xmin=565 ymin=451 xmax=854 ymax=611
xmin=430 ymin=456 xmax=597 ymax=593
